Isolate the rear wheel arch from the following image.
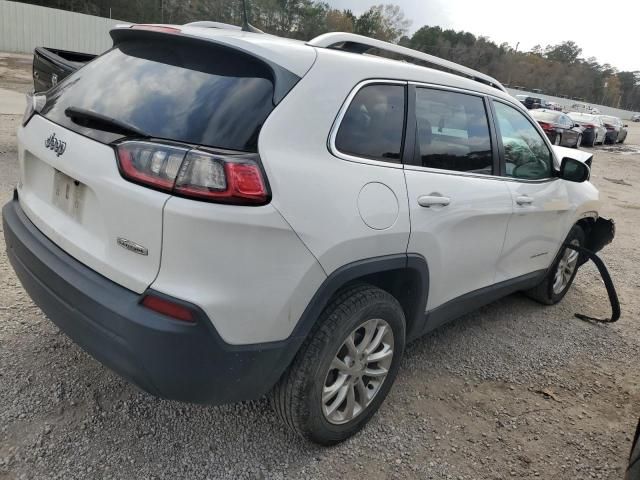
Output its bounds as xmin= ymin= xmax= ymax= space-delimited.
xmin=291 ymin=254 xmax=429 ymax=346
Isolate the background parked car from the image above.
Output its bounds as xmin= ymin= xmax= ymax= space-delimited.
xmin=524 ymin=96 xmax=545 ymax=109
xmin=547 ymin=101 xmax=563 ymax=111
xmin=571 ymin=102 xmax=599 ymax=115
xmin=567 ymin=112 xmax=606 ymax=147
xmin=514 ymin=94 xmax=528 ymax=106
xmin=599 ymin=115 xmax=628 ymax=144
xmin=530 ymin=109 xmax=583 ymax=147
xmin=632 ymin=113 xmax=640 ymax=122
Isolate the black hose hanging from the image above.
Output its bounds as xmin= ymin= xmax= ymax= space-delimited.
xmin=564 ymin=243 xmax=620 ymax=323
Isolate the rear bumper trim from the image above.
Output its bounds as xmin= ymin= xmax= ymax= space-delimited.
xmin=3 ymin=195 xmax=295 ymax=404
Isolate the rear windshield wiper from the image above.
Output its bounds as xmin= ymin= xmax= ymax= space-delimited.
xmin=65 ymin=107 xmax=148 ymax=138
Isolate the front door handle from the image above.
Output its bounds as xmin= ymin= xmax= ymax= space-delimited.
xmin=418 ymin=195 xmax=451 ymax=207
xmin=516 ymin=195 xmax=534 ymax=206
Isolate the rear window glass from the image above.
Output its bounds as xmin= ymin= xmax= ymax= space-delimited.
xmin=415 ymin=88 xmax=493 ymax=174
xmin=335 ymin=84 xmax=406 ymax=163
xmin=41 ymin=39 xmax=276 ymax=152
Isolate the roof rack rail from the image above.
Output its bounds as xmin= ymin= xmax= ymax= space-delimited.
xmin=307 ymin=32 xmax=506 ymax=92
xmin=183 ymin=21 xmax=241 ymax=30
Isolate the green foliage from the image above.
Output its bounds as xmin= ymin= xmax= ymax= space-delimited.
xmin=544 ymin=41 xmax=582 ymax=63
xmin=15 ymin=0 xmax=640 ymax=110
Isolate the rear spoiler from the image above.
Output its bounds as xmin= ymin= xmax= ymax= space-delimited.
xmin=109 ymin=25 xmax=300 ymax=105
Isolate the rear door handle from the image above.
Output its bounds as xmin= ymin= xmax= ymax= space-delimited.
xmin=516 ymin=195 xmax=534 ymax=206
xmin=418 ymin=195 xmax=450 ymax=207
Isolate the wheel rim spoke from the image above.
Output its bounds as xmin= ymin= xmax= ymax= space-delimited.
xmin=553 ymin=239 xmax=580 ymax=294
xmin=358 ymin=320 xmax=378 ymax=353
xmin=322 ymin=373 xmax=348 ymax=403
xmin=330 ymin=357 xmax=349 ymax=372
xmin=364 ymin=324 xmax=387 ymax=355
xmin=344 ymin=333 xmax=358 ymax=357
xmin=325 ymin=384 xmax=349 ymax=416
xmin=355 ymin=377 xmax=369 ymax=404
xmin=367 ymin=343 xmax=393 ymax=363
xmin=364 ymin=366 xmax=388 ymax=378
xmin=345 ymin=384 xmax=356 ymax=420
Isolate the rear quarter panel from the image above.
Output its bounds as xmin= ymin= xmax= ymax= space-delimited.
xmin=258 ymin=50 xmax=412 ymax=276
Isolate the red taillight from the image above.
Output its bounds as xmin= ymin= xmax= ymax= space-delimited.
xmin=604 ymin=125 xmax=615 ymax=130
xmin=131 ymin=25 xmax=181 ymax=34
xmin=142 ymin=294 xmax=195 ymax=323
xmin=116 ymin=141 xmax=269 ymax=205
xmin=583 ymin=124 xmax=595 ymax=129
xmin=116 ymin=142 xmax=187 ymax=192
xmin=538 ymin=122 xmax=553 ymax=131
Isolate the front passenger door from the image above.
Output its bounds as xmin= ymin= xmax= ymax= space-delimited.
xmin=404 ymin=87 xmax=513 ymax=312
xmin=491 ymin=100 xmax=571 ymax=283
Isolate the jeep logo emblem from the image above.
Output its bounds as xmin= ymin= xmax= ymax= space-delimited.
xmin=45 ymin=133 xmax=66 ymax=157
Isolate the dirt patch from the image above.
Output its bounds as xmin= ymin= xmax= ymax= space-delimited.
xmin=598 ymin=144 xmax=640 ymax=155
xmin=0 ymin=52 xmax=33 ymax=93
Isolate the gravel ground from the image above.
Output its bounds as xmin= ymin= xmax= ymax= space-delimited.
xmin=1 ymin=58 xmax=639 ymax=480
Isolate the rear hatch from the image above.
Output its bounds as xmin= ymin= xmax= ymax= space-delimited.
xmin=18 ymin=29 xmax=299 ymax=293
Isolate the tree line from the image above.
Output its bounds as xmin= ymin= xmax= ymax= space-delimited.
xmin=18 ymin=0 xmax=640 ymax=111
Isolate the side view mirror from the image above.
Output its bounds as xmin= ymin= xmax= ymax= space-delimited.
xmin=574 ymin=123 xmax=581 ymax=128
xmin=560 ymin=157 xmax=590 ymax=183
xmin=624 ymin=124 xmax=629 ymax=128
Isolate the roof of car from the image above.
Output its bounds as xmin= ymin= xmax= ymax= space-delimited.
xmin=112 ymin=24 xmax=317 ymax=76
xmin=112 ymin=25 xmax=517 ymax=104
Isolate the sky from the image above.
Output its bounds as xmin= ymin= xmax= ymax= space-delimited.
xmin=326 ymin=0 xmax=640 ymax=72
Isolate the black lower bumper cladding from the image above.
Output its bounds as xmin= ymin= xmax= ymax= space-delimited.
xmin=2 ymin=193 xmax=297 ymax=404
xmin=570 ymin=217 xmax=619 ymax=323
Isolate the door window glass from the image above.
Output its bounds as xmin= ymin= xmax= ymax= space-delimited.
xmin=493 ymin=101 xmax=553 ymax=180
xmin=415 ymin=88 xmax=493 ymax=174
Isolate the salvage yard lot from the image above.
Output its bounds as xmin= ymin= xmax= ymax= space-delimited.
xmin=1 ymin=53 xmax=639 ymax=479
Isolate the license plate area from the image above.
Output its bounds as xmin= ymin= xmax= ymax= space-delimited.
xmin=52 ymin=170 xmax=85 ymax=220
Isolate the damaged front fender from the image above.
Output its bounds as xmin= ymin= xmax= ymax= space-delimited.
xmin=581 ymin=217 xmax=616 ymax=263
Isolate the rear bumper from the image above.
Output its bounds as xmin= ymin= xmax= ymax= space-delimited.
xmin=2 ymin=194 xmax=295 ymax=404
xmin=582 ymin=130 xmax=595 ymax=144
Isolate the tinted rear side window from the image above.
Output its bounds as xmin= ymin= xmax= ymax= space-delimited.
xmin=42 ymin=38 xmax=277 ymax=152
xmin=335 ymin=84 xmax=406 ymax=163
xmin=415 ymin=88 xmax=493 ymax=174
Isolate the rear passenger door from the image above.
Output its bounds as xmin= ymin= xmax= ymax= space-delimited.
xmin=404 ymin=85 xmax=513 ymax=312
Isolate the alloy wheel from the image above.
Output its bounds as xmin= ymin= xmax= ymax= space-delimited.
xmin=321 ymin=318 xmax=394 ymax=425
xmin=553 ymin=239 xmax=580 ymax=294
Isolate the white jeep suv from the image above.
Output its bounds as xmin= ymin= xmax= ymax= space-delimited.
xmin=3 ymin=25 xmax=605 ymax=445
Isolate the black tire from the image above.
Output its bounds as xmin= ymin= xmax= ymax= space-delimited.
xmin=271 ymin=284 xmax=406 ymax=445
xmin=589 ymin=134 xmax=596 ymax=148
xmin=573 ymin=134 xmax=582 ymax=149
xmin=525 ymin=225 xmax=585 ymax=305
